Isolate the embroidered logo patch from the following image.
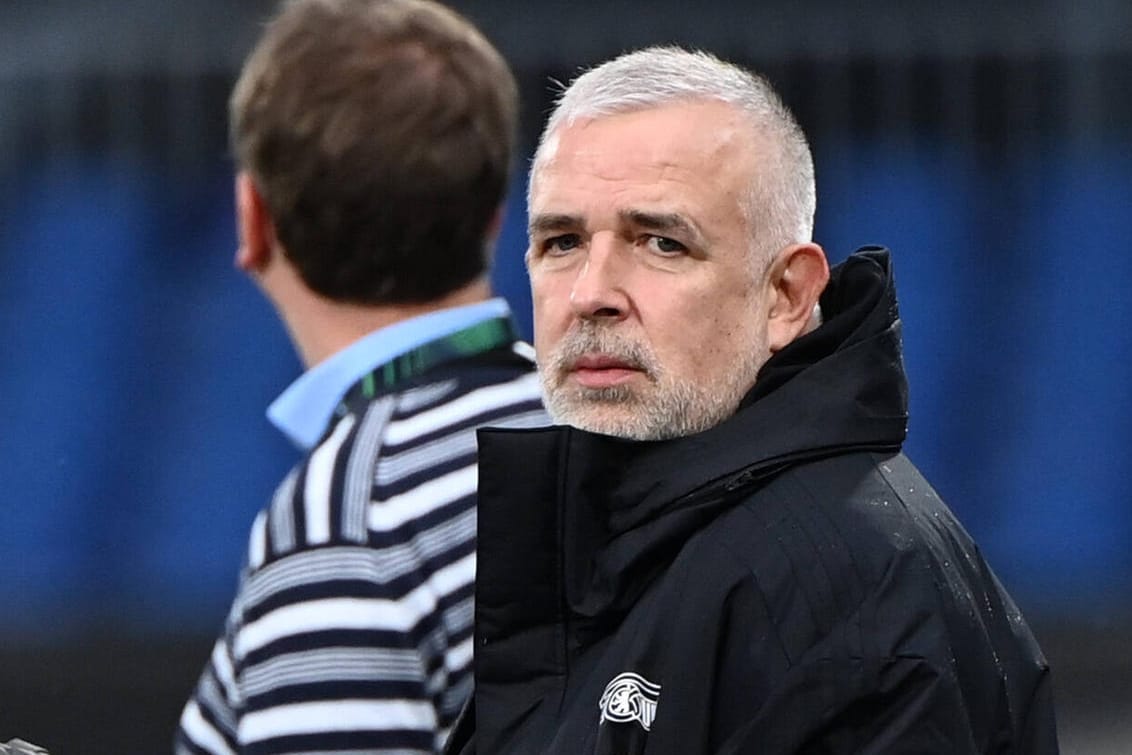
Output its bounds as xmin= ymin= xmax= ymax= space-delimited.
xmin=599 ymin=672 xmax=662 ymax=731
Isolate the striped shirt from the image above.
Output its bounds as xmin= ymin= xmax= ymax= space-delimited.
xmin=177 ymin=345 xmax=546 ymax=754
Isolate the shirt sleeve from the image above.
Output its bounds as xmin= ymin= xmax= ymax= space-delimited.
xmin=175 ymin=428 xmax=476 ymax=755
xmin=176 ymin=374 xmax=534 ymax=753
xmin=177 ymin=537 xmax=452 ymax=754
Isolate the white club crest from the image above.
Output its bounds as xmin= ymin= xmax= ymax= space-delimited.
xmin=598 ymin=672 xmax=662 ymax=731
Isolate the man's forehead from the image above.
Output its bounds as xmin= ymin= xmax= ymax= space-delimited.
xmin=555 ymin=102 xmax=748 ymax=150
xmin=533 ymin=105 xmax=754 ymax=191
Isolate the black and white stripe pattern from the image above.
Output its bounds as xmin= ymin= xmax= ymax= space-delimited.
xmin=178 ymin=362 xmax=545 ymax=754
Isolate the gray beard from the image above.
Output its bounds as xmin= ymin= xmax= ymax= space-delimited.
xmin=539 ymin=324 xmax=761 ymax=440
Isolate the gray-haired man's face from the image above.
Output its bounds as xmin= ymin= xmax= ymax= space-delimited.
xmin=526 ymin=101 xmax=772 ymax=440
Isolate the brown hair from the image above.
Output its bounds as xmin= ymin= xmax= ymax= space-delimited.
xmin=231 ymin=0 xmax=518 ymax=303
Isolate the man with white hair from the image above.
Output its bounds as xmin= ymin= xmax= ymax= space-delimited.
xmin=445 ymin=47 xmax=1058 ymax=754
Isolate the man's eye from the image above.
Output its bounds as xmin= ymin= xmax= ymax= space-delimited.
xmin=646 ymin=235 xmax=687 ymax=255
xmin=544 ymin=234 xmax=582 ymax=255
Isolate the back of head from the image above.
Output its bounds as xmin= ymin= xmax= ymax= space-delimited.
xmin=533 ymin=46 xmax=815 ymax=261
xmin=232 ymin=0 xmax=518 ymax=304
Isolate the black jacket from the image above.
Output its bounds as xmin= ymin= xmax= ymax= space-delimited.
xmin=448 ymin=249 xmax=1057 ymax=754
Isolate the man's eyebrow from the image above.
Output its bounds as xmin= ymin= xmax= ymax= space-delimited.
xmin=621 ymin=210 xmax=703 ymax=243
xmin=528 ymin=213 xmax=582 ymax=236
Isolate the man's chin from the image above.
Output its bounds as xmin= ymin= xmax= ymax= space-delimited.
xmin=547 ymin=401 xmax=638 ymax=438
xmin=547 ymin=402 xmax=677 ymax=441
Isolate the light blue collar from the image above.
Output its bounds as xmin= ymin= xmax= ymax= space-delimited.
xmin=267 ymin=297 xmax=513 ymax=450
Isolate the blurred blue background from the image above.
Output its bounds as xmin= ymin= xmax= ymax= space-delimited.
xmin=1 ymin=1 xmax=1130 ymax=752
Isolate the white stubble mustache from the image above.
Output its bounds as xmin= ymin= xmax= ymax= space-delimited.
xmin=547 ymin=323 xmax=660 ymax=387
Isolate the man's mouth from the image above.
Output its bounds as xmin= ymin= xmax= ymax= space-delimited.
xmin=568 ymin=353 xmax=644 ymax=389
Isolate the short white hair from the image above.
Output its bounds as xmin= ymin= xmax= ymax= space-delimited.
xmin=530 ymin=46 xmax=816 ymax=261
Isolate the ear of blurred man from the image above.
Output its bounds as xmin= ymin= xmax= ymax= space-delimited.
xmin=234 ymin=171 xmax=275 ymax=274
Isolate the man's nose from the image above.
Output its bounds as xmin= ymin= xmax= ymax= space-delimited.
xmin=569 ymin=235 xmax=630 ymax=321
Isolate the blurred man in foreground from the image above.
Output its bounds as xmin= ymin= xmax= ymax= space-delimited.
xmin=445 ymin=46 xmax=1058 ymax=754
xmin=177 ymin=1 xmax=546 ymax=752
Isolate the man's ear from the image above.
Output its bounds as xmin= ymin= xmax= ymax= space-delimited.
xmin=234 ymin=172 xmax=276 ymax=273
xmin=765 ymin=242 xmax=830 ymax=353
